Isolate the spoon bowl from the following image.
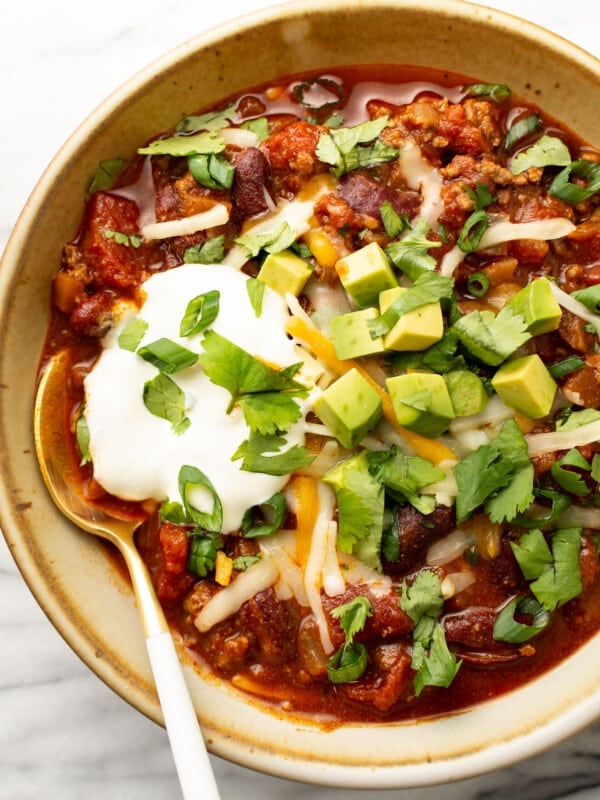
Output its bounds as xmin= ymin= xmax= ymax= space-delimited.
xmin=33 ymin=349 xmax=221 ymax=800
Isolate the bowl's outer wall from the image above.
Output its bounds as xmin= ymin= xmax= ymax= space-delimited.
xmin=2 ymin=0 xmax=600 ymax=788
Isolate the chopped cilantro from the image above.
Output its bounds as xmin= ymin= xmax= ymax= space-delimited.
xmin=465 ymin=83 xmax=511 ymax=102
xmin=452 ymin=305 xmax=530 ymax=366
xmin=367 ymin=446 xmax=445 ymax=515
xmin=327 ymin=596 xmax=373 ymax=684
xmin=572 ymin=284 xmax=600 ymax=314
xmin=454 ymin=418 xmax=534 ymax=523
xmin=176 ymin=103 xmax=237 ymax=133
xmin=143 ymin=372 xmax=191 ymax=435
xmin=324 ymin=452 xmax=385 ymax=571
xmin=510 ymin=134 xmax=571 ymax=175
xmin=183 ymin=235 xmax=225 ymax=264
xmin=138 ymin=131 xmax=225 ymax=157
xmin=400 ymin=570 xmax=461 ymax=696
xmin=232 ymin=432 xmax=315 ymax=476
xmin=384 ymin=218 xmax=442 ymax=280
xmin=187 ymin=530 xmax=223 ymax=576
xmin=511 ymin=528 xmax=583 ymax=611
xmin=103 ymin=229 xmax=142 ymax=248
xmin=246 ymin=278 xmax=265 ymax=317
xmin=89 ymin=157 xmax=126 ymax=193
xmin=232 ymin=555 xmax=262 ymax=570
xmin=550 ymin=448 xmax=591 ymax=496
xmin=198 ymin=330 xmax=307 ymax=424
xmin=316 ymin=115 xmax=398 ymax=177
xmin=235 ymin=221 xmax=298 ymax=258
xmin=240 ymin=117 xmax=270 ymax=141
xmin=380 ymin=200 xmax=409 ymax=239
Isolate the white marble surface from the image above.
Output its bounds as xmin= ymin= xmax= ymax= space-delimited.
xmin=2 ymin=1 xmax=600 ymax=798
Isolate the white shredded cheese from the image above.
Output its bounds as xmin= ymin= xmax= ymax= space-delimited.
xmin=303 ymin=481 xmax=337 ymax=653
xmin=260 ymin=531 xmax=309 ymax=607
xmin=526 ymin=419 xmax=600 ymax=457
xmin=398 ymin=141 xmax=444 ymax=228
xmin=548 ymin=281 xmax=600 ymax=338
xmin=142 ymin=203 xmax=230 ymax=241
xmin=477 ymin=217 xmax=576 ymax=251
xmin=426 ymin=528 xmax=476 ymax=566
xmin=338 ymin=554 xmax=392 ymax=596
xmin=321 ymin=521 xmax=346 ymax=598
xmin=194 ymin=555 xmax=279 ymax=632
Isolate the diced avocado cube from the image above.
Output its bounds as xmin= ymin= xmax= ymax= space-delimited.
xmin=258 ymin=249 xmax=312 ymax=297
xmin=335 ymin=242 xmax=398 ymax=307
xmin=505 ymin=277 xmax=562 ymax=335
xmin=312 ymin=368 xmax=383 ymax=448
xmin=330 ymin=308 xmax=386 ymax=360
xmin=445 ymin=370 xmax=489 ymax=417
xmin=379 ymin=286 xmax=444 ymax=351
xmin=491 ymin=354 xmax=557 ymax=418
xmin=386 ymin=372 xmax=455 ymax=437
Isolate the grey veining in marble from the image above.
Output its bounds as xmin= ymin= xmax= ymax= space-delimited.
xmin=2 ymin=1 xmax=600 ymax=797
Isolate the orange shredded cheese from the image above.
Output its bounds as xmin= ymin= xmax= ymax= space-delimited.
xmin=291 ymin=474 xmax=320 ymax=568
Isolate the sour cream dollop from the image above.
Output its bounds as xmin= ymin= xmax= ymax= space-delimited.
xmin=84 ymin=263 xmax=308 ymax=533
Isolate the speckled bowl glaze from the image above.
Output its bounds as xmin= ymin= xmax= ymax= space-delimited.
xmin=1 ymin=0 xmax=600 ymax=788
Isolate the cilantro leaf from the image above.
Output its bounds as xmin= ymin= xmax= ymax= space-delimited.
xmin=138 ymin=131 xmax=225 ymax=157
xmin=324 ymin=452 xmax=385 ymax=570
xmin=380 ymin=200 xmax=409 ymax=238
xmin=452 ymin=305 xmax=530 ymax=366
xmin=384 ymin=218 xmax=442 ymax=280
xmin=89 ymin=157 xmax=126 ymax=193
xmin=327 ymin=596 xmax=373 ymax=684
xmin=235 ymin=221 xmax=297 ymax=259
xmin=316 ymin=115 xmax=398 ymax=177
xmin=198 ymin=330 xmax=305 ymax=417
xmin=510 ymin=134 xmax=571 ymax=175
xmin=176 ymin=103 xmax=237 ymax=133
xmin=400 ymin=570 xmax=461 ymax=696
xmin=511 ymin=528 xmax=583 ymax=612
xmin=454 ymin=419 xmax=533 ymax=523
xmin=232 ymin=432 xmax=315 ymax=476
xmin=367 ymin=446 xmax=445 ymax=515
xmin=330 ymin=596 xmax=373 ymax=645
xmin=143 ymin=372 xmax=190 ymax=435
xmin=368 ymin=270 xmax=454 ymax=338
xmin=465 ymin=83 xmax=511 ymax=102
xmin=238 ymin=392 xmax=303 ymax=435
xmin=183 ymin=235 xmax=225 ymax=264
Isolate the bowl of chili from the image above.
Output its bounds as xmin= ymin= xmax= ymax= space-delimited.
xmin=2 ymin=0 xmax=600 ymax=788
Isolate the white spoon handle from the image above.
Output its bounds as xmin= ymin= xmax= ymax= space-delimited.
xmin=146 ymin=632 xmax=221 ymax=800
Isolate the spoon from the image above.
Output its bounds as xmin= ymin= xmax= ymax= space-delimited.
xmin=34 ymin=349 xmax=221 ymax=800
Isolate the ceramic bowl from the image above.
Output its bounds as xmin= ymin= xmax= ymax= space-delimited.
xmin=1 ymin=0 xmax=600 ymax=788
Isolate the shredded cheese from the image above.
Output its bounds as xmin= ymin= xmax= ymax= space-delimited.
xmin=526 ymin=419 xmax=600 ymax=457
xmin=303 ymin=481 xmax=337 ymax=653
xmin=142 ymin=203 xmax=230 ymax=241
xmin=194 ymin=555 xmax=279 ymax=632
xmin=548 ymin=280 xmax=600 ymax=338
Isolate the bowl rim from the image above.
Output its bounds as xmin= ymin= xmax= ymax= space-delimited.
xmin=2 ymin=0 xmax=600 ymax=788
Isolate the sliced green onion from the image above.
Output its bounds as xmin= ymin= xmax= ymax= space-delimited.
xmin=293 ymin=76 xmax=344 ymax=110
xmin=504 ymin=114 xmax=542 ymax=152
xmin=188 ymin=153 xmax=235 ymax=189
xmin=179 ymin=291 xmax=220 ymax=337
xmin=547 ymin=356 xmax=585 ymax=379
xmin=241 ymin=492 xmax=287 ymax=538
xmin=458 ymin=210 xmax=489 ymax=252
xmin=89 ymin=157 xmax=126 ymax=193
xmin=138 ymin=338 xmax=199 ymax=374
xmin=179 ymin=465 xmax=223 ymax=532
xmin=187 ymin=532 xmax=223 ymax=577
xmin=572 ymin=284 xmax=600 ymax=314
xmin=493 ymin=596 xmax=550 ymax=643
xmin=513 ymin=488 xmax=571 ymax=529
xmin=75 ymin=413 xmax=91 ymax=466
xmin=550 ymin=159 xmax=600 ymax=203
xmin=327 ymin=642 xmax=368 ymax=684
xmin=467 ymin=271 xmax=490 ymax=297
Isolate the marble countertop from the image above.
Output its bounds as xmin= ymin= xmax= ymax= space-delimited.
xmin=2 ymin=1 xmax=600 ymax=798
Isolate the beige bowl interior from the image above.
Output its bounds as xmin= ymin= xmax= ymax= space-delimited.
xmin=2 ymin=0 xmax=600 ymax=788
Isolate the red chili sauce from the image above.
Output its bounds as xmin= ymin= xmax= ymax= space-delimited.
xmin=42 ymin=64 xmax=600 ymax=725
